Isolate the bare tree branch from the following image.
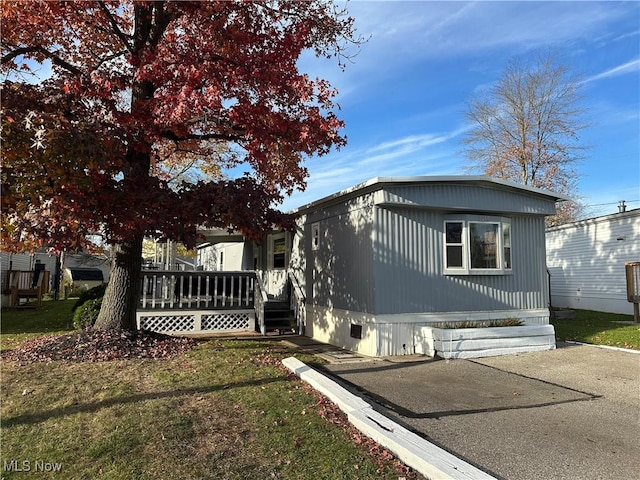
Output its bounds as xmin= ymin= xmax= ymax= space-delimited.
xmin=97 ymin=1 xmax=134 ymax=54
xmin=2 ymin=46 xmax=83 ymax=76
xmin=463 ymin=50 xmax=588 ymax=224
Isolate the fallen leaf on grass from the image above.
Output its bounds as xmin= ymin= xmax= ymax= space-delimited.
xmin=2 ymin=330 xmax=197 ymax=364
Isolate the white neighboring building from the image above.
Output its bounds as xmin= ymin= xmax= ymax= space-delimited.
xmin=1 ymin=253 xmax=33 ymax=305
xmin=546 ymin=208 xmax=640 ymax=315
xmin=197 ymin=241 xmax=252 ymax=271
xmin=0 ymin=252 xmax=32 ymax=279
xmin=1 ymin=251 xmax=110 ymax=304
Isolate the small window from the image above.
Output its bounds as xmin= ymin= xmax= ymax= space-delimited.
xmin=311 ymin=223 xmax=320 ymax=250
xmin=445 ymin=222 xmax=464 ymax=269
xmin=219 ymin=251 xmax=224 ymax=270
xmin=444 ymin=217 xmax=512 ymax=275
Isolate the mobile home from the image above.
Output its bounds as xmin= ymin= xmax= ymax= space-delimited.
xmin=195 ymin=176 xmax=566 ymax=357
xmin=546 ymin=208 xmax=640 ymax=315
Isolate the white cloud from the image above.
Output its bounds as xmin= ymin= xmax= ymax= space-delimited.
xmin=298 ymin=2 xmax=638 ymax=106
xmin=345 ymin=2 xmax=634 ymax=63
xmin=367 ymin=126 xmax=468 ymax=154
xmin=280 ymin=124 xmax=467 ymax=210
xmin=583 ymin=58 xmax=640 ymax=84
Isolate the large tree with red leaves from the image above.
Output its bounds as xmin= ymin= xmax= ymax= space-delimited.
xmin=1 ymin=1 xmax=357 ymax=330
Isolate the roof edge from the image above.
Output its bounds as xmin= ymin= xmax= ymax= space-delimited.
xmin=546 ymin=207 xmax=640 ymax=231
xmin=289 ymin=175 xmax=571 ymax=214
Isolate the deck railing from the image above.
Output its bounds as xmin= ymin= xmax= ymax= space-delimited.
xmin=288 ymin=270 xmax=306 ymax=335
xmin=254 ymin=270 xmax=269 ymax=335
xmin=139 ymin=270 xmax=256 ymax=310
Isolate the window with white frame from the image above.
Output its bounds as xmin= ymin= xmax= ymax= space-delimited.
xmin=272 ymin=237 xmax=286 ymax=269
xmin=311 ymin=222 xmax=320 ymax=250
xmin=268 ymin=233 xmax=287 ymax=269
xmin=444 ymin=217 xmax=512 ymax=274
xmin=445 ymin=222 xmax=464 ymax=269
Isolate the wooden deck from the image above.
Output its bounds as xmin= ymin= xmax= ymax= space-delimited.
xmin=137 ymin=270 xmax=299 ymax=335
xmin=138 ymin=270 xmax=258 ymax=334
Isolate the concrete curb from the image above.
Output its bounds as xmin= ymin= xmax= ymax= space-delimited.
xmin=564 ymin=340 xmax=640 ymax=354
xmin=282 ymin=357 xmax=496 ymax=480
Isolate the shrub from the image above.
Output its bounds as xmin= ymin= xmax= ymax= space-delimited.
xmin=72 ymin=284 xmax=107 ymax=311
xmin=68 ymin=286 xmax=88 ymax=298
xmin=73 ymin=297 xmax=103 ymax=330
xmin=434 ymin=318 xmax=524 ymax=329
xmin=489 ymin=317 xmax=524 ymax=327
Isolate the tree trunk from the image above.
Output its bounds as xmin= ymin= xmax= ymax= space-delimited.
xmin=94 ymin=237 xmax=143 ymax=331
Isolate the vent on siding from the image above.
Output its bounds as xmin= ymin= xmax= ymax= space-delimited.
xmin=350 ymin=323 xmax=363 ymax=339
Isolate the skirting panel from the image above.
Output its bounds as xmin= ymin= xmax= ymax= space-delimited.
xmin=137 ymin=309 xmax=254 ymax=334
xmin=415 ymin=325 xmax=557 ymax=359
xmin=306 ymin=305 xmax=553 ymax=357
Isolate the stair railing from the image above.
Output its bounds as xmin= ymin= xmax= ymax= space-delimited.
xmin=254 ymin=270 xmax=269 ymax=335
xmin=287 ymin=270 xmax=306 ymax=335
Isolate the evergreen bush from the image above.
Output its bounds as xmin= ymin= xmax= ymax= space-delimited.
xmin=73 ymin=297 xmax=103 ymax=330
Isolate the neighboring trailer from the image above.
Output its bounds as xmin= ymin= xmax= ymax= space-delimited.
xmin=546 ymin=209 xmax=640 ymax=315
xmin=63 ymin=267 xmax=105 ymax=294
xmin=288 ymin=176 xmax=566 ymax=356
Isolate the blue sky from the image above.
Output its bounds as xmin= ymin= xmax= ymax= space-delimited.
xmin=283 ymin=1 xmax=640 ymax=218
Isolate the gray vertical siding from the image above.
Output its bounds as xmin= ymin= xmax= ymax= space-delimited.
xmin=291 ymin=193 xmax=377 ymax=313
xmin=289 ymin=217 xmax=308 ymax=299
xmin=381 ymin=183 xmax=557 ymax=215
xmin=373 ymin=207 xmax=549 ymax=314
xmin=374 ymin=207 xmax=440 ymax=313
xmin=291 ymin=179 xmax=555 ymax=317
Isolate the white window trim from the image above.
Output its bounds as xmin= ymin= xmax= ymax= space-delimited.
xmin=444 ymin=221 xmax=466 ymax=271
xmin=444 ymin=216 xmax=512 ymax=275
xmin=311 ymin=222 xmax=320 ymax=250
xmin=268 ymin=232 xmax=288 ymax=270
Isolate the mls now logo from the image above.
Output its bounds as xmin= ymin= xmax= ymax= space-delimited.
xmin=3 ymin=460 xmax=62 ymax=472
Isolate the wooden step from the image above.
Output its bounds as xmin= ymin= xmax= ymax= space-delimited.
xmin=264 ymin=309 xmax=296 ymax=333
xmin=262 ymin=300 xmax=296 ymax=333
xmin=264 ymin=301 xmax=291 ymax=312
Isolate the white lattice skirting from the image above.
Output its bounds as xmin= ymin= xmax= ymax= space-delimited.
xmin=137 ymin=310 xmax=254 ymax=334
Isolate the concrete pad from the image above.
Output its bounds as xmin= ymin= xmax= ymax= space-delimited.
xmin=325 ymin=358 xmax=592 ymax=418
xmin=322 ymin=344 xmax=640 ymax=480
xmin=282 ymin=356 xmax=496 ymax=479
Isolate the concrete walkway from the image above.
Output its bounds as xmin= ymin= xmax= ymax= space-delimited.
xmin=313 ymin=343 xmax=640 ymax=480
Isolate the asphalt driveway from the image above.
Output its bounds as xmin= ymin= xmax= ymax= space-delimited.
xmin=321 ymin=343 xmax=640 ymax=480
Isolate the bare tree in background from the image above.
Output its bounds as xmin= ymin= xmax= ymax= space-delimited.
xmin=463 ymin=51 xmax=588 ymax=225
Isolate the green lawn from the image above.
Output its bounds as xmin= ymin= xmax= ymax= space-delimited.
xmin=551 ymin=309 xmax=640 ymax=350
xmin=3 ymin=300 xmax=638 ymax=479
xmin=1 ymin=301 xmax=415 ymax=480
xmin=1 ymin=299 xmax=76 ymax=351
